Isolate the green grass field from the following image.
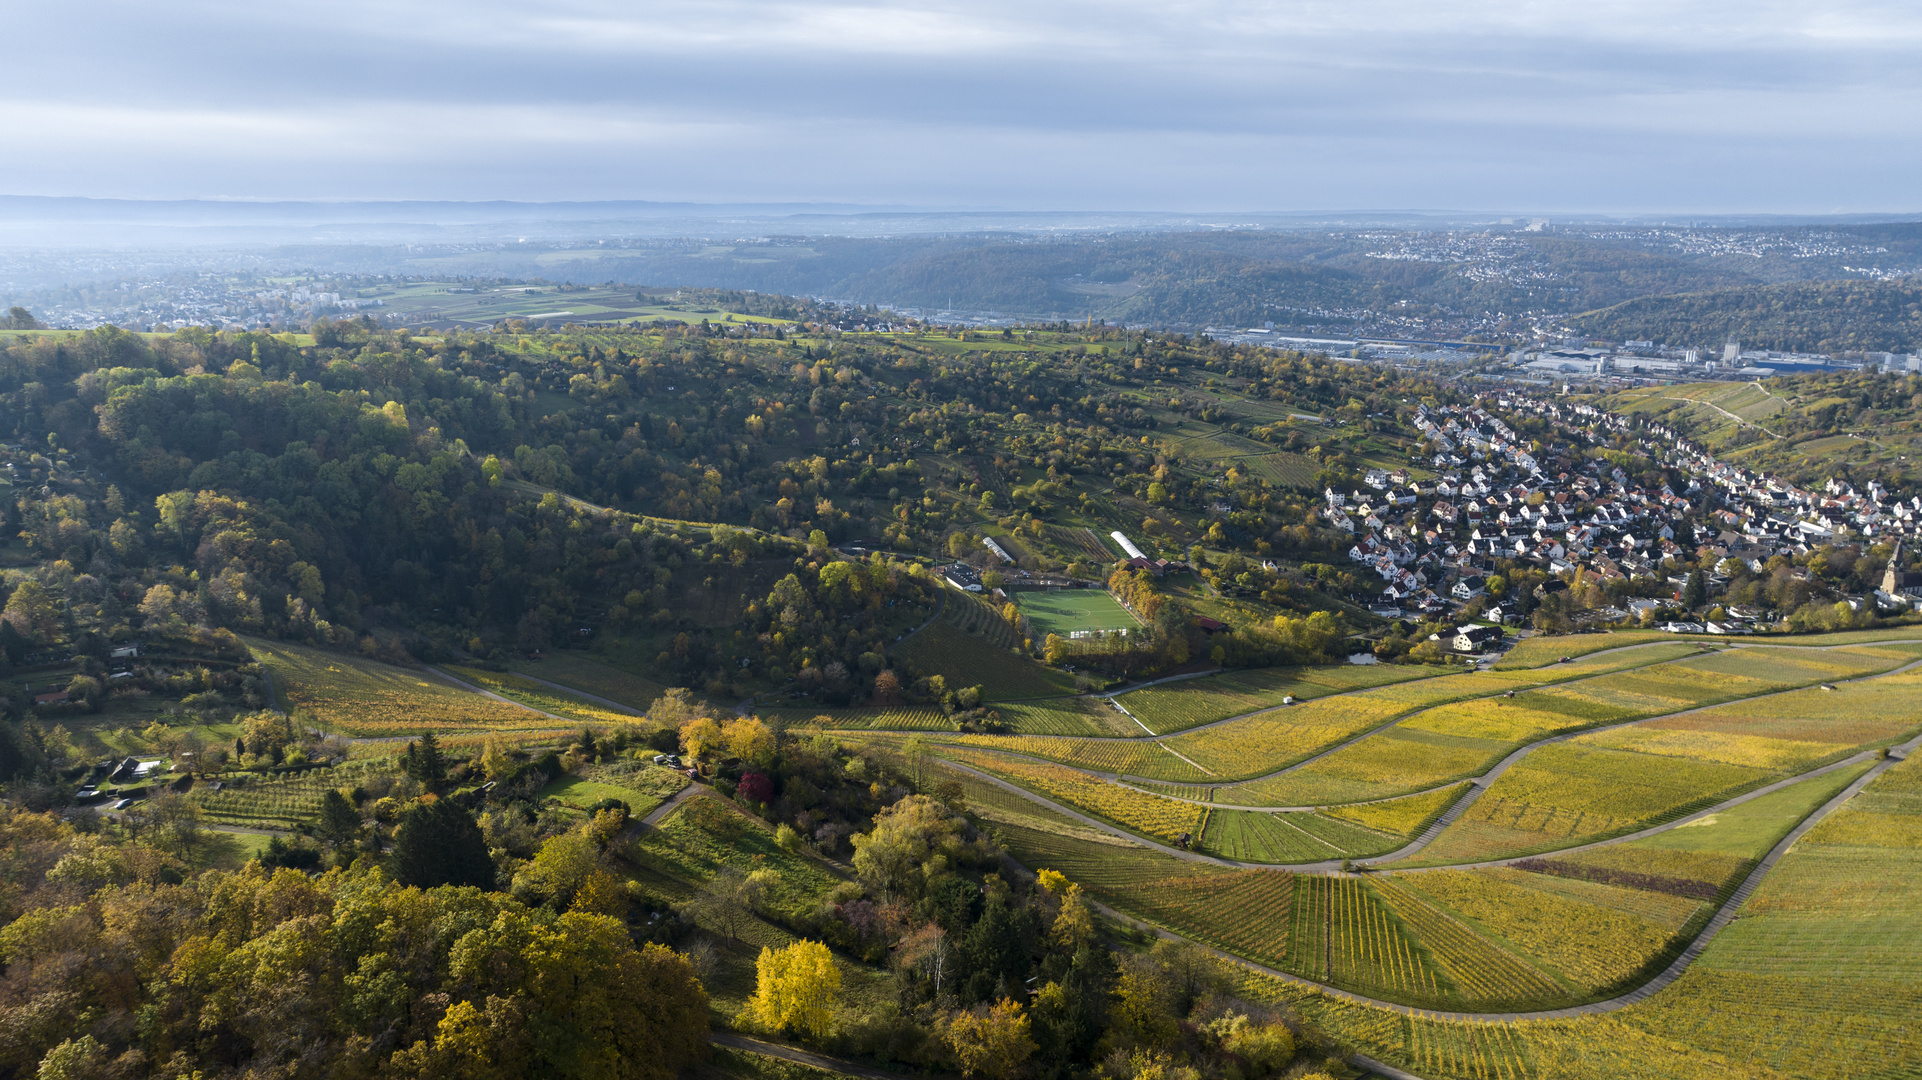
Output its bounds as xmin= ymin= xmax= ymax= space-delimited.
xmin=1015 ymin=588 xmax=1140 ymax=636
xmin=536 ymin=764 xmax=686 ymax=818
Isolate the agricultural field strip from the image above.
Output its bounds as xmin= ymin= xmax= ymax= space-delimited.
xmin=829 ymin=637 xmax=1746 ymax=739
xmin=1364 ymin=654 xmax=1922 ymax=867
xmin=938 ymin=757 xmax=1264 ymax=868
xmin=495 ymin=668 xmax=645 ymax=715
xmin=1383 ymin=750 xmax=1884 ymax=874
xmin=964 ymin=651 xmax=1922 ymax=866
xmin=939 ymin=748 xmax=1206 ymax=844
xmin=1113 ymin=777 xmax=1469 ymax=813
xmin=1109 ymin=663 xmax=1442 ymax=736
xmin=1492 ymin=629 xmax=1922 ymax=671
xmin=941 ymin=723 xmax=1893 ymax=878
xmin=879 ymin=639 xmax=1714 ymax=776
xmin=249 ymin=638 xmax=567 ymax=737
xmin=1154 ymin=741 xmax=1217 ymax=774
xmin=1068 ymin=730 xmax=1922 ymax=1026
xmin=892 ymin=640 xmax=1834 ymax=790
xmin=1106 ymin=695 xmax=1156 ymax=735
xmin=939 ymin=642 xmax=1922 ymax=807
xmin=424 ymin=665 xmax=569 ymax=722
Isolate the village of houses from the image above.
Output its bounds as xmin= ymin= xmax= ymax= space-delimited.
xmin=1328 ymin=395 xmax=1922 ymax=656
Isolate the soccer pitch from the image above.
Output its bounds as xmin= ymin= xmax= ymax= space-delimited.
xmin=1016 ymin=589 xmax=1140 ymax=636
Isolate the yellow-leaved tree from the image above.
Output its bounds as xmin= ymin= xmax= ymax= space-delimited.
xmin=945 ymin=997 xmax=1036 ymax=1079
xmin=1048 ymin=882 xmax=1094 ymax=952
xmin=480 ymin=737 xmax=511 ymax=781
xmin=679 ymin=716 xmax=724 ymax=760
xmin=416 ymin=909 xmax=709 ymax=1080
xmin=722 ymin=716 xmax=776 ymax=767
xmin=745 ymin=939 xmax=840 ymax=1038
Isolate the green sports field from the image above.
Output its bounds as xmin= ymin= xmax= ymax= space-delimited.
xmin=1016 ymin=588 xmax=1140 ymax=636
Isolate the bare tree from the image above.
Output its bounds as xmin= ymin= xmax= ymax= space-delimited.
xmin=681 ymin=866 xmax=774 ymax=940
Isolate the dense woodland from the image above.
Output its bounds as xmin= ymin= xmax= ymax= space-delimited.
xmin=0 ymin=710 xmax=1330 ymax=1080
xmin=1570 ymin=279 xmax=1922 ymax=354
xmin=0 ymin=318 xmax=1449 ymax=705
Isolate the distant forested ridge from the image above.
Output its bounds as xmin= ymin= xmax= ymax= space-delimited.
xmin=1569 ymin=279 xmax=1922 ymax=353
xmin=292 ymin=232 xmax=1771 ymax=330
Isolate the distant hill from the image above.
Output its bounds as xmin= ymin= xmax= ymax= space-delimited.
xmin=458 ymin=231 xmax=1761 ymax=329
xmin=1569 ymin=279 xmax=1922 ymax=353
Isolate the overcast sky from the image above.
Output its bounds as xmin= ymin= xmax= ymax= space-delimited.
xmin=6 ymin=0 xmax=1919 ymax=213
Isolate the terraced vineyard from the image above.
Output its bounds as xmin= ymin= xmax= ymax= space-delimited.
xmin=960 ymin=627 xmax=1922 ymax=1049
xmin=893 ymin=619 xmax=1075 ymax=700
xmin=779 ymin=706 xmax=956 ymax=731
xmin=945 ymin=732 xmax=1214 ymax=781
xmin=1324 ymin=783 xmax=1468 ymax=837
xmin=249 ymin=638 xmax=561 ymax=736
xmin=443 ymin=665 xmax=644 ymax=726
xmin=1160 ymin=692 xmax=1431 ymax=777
xmin=504 ymin=653 xmax=668 ymax=711
xmin=1248 ymin=757 xmax=1922 ymax=1080
xmin=1118 ymin=663 xmax=1437 ymax=734
xmin=1493 ymin=632 xmax=1696 ymax=669
xmin=995 ymin=698 xmax=1141 ymax=736
xmin=1201 ymin=808 xmax=1401 ymax=862
xmin=1416 ymin=745 xmax=1777 ymax=864
xmin=1416 ymin=660 xmax=1922 ymax=863
xmin=943 ymin=746 xmax=1207 ymax=842
xmin=1215 ymin=728 xmax=1512 ymax=807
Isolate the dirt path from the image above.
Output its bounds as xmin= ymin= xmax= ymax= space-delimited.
xmin=258 ymin=667 xmax=285 ymax=714
xmin=422 ymin=665 xmax=569 ymax=722
xmin=1081 ymin=729 xmax=1915 ymax=1030
xmin=641 ymin=783 xmax=703 ymax=827
xmin=708 ymin=1033 xmax=923 ymax=1080
xmin=926 ymin=636 xmax=1711 ymax=754
xmin=955 ymin=636 xmax=1921 ymax=802
xmin=1661 ymin=394 xmax=1784 ymax=440
xmin=507 ymin=669 xmax=646 ymax=715
xmin=1365 ymin=653 xmax=1922 ymax=868
xmin=944 ymin=654 xmax=1922 ymax=875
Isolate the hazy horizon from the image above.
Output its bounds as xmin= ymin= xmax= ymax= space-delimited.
xmin=6 ymin=1 xmax=1920 ymax=215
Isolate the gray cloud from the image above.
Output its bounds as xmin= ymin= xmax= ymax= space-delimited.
xmin=3 ymin=0 xmax=1918 ymax=211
